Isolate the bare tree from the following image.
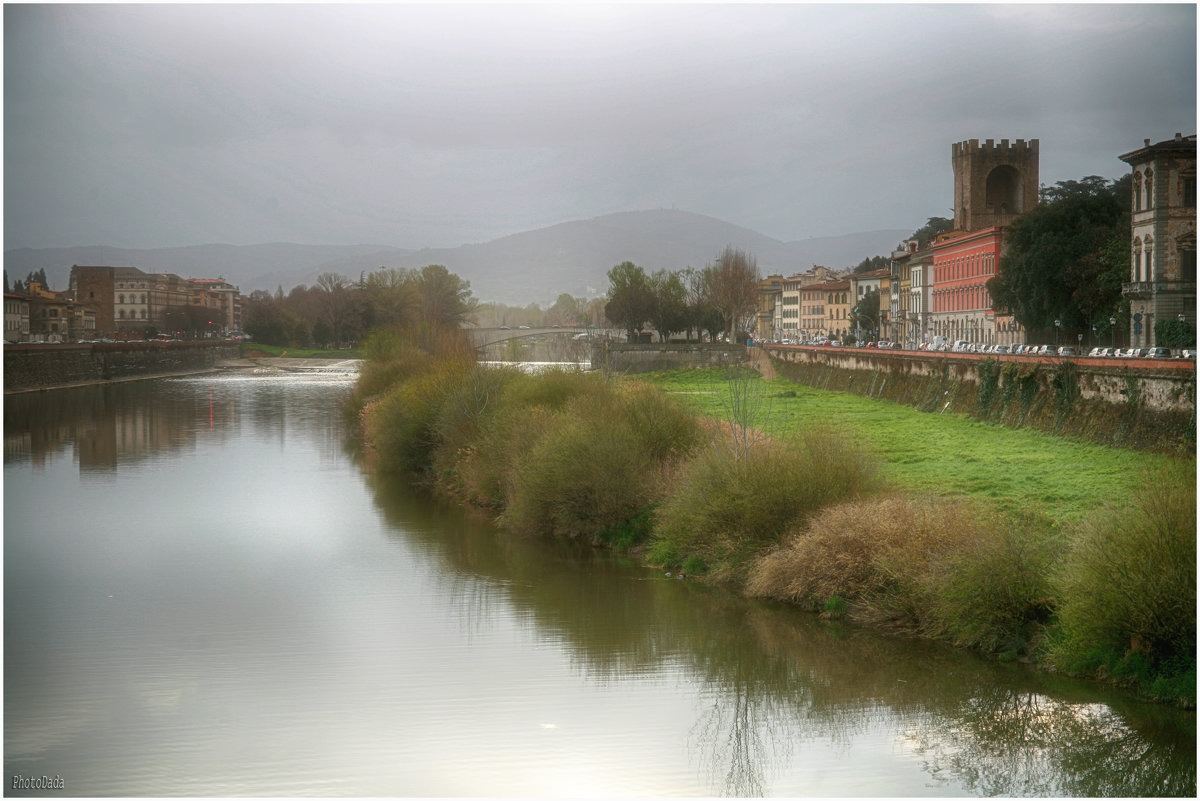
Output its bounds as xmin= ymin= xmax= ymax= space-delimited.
xmin=707 ymin=247 xmax=760 ymax=342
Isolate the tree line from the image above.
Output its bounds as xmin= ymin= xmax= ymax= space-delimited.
xmin=604 ymin=246 xmax=760 ymax=342
xmin=244 ymin=264 xmax=475 ymax=348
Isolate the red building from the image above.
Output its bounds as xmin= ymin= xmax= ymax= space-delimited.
xmin=930 ymin=227 xmax=1002 ymax=345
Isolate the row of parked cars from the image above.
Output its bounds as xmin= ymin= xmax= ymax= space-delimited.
xmin=771 ymin=338 xmax=1195 ymax=359
xmin=1086 ymin=346 xmax=1195 ymax=359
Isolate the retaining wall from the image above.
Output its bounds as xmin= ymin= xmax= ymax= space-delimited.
xmin=593 ymin=342 xmax=749 ymax=374
xmin=766 ymin=346 xmax=1196 ymax=454
xmin=4 ymin=342 xmax=241 ymax=392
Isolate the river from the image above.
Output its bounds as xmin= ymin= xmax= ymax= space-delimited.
xmin=4 ymin=366 xmax=1195 ymax=797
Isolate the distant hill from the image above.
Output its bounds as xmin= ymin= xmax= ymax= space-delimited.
xmin=5 ymin=210 xmax=908 ymax=305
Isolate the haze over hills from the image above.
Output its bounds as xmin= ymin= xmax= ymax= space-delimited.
xmin=5 ymin=210 xmax=909 ymax=306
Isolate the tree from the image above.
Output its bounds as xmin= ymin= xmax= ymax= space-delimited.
xmin=910 ymin=217 xmax=954 ymax=249
xmin=1155 ymin=318 xmax=1195 ymax=349
xmin=313 ymin=273 xmax=350 ymax=347
xmin=706 ymin=247 xmax=759 ymax=341
xmin=361 ymin=267 xmax=418 ymax=328
xmin=1039 ymin=175 xmax=1112 ymax=203
xmin=853 ymin=255 xmax=890 ymax=274
xmin=414 ymin=264 xmax=476 ymax=328
xmin=853 ymin=288 xmax=881 ymax=339
xmin=988 ymin=177 xmax=1128 ymax=335
xmin=547 ymin=293 xmax=585 ymax=327
xmin=647 ymin=269 xmax=689 ymax=341
xmin=605 ymin=261 xmax=653 ymax=337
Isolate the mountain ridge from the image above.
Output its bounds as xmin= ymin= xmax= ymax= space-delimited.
xmin=4 ymin=210 xmax=909 ymax=305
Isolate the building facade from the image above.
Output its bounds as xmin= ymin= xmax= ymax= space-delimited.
xmin=5 ymin=293 xmax=30 ymax=343
xmin=1119 ymin=133 xmax=1196 ymax=347
xmin=930 ymin=227 xmax=1002 ymax=345
xmin=756 ymin=275 xmax=784 ymax=342
xmin=70 ymin=265 xmax=241 ymax=337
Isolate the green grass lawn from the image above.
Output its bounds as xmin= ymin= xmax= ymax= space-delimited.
xmin=241 ymin=343 xmax=363 ymax=359
xmin=639 ymin=368 xmax=1190 ymax=526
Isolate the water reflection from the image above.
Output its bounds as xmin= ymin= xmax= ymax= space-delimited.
xmin=365 ymin=471 xmax=1197 ymax=797
xmin=4 ymin=373 xmax=355 ymax=475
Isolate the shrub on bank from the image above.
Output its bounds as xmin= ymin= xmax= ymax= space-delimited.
xmin=649 ymin=426 xmax=883 ymax=582
xmin=362 ymin=358 xmax=475 ymax=476
xmin=348 ymin=324 xmax=475 ymax=419
xmin=445 ymin=368 xmax=603 ymax=508
xmin=1048 ymin=460 xmax=1196 ymax=701
xmin=747 ymin=497 xmax=1060 ymax=658
xmin=430 ymin=365 xmax=524 ymax=487
xmin=500 ymin=383 xmax=702 ymax=543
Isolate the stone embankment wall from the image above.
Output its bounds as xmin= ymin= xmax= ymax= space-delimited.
xmin=594 ymin=342 xmax=749 ymax=374
xmin=766 ymin=346 xmax=1196 ymax=454
xmin=4 ymin=342 xmax=241 ymax=392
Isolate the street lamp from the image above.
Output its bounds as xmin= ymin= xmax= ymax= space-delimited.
xmin=1110 ymin=316 xmax=1116 ymax=349
xmin=1054 ymin=319 xmax=1061 ymax=350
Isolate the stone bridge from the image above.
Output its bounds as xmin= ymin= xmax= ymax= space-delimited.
xmin=465 ymin=326 xmax=623 ymax=349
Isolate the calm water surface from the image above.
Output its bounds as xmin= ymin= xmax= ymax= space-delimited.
xmin=4 ymin=369 xmax=1195 ymax=796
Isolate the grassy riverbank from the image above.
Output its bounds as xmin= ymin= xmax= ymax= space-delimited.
xmin=351 ymin=336 xmax=1195 ymax=705
xmin=242 ymin=343 xmax=363 ymax=359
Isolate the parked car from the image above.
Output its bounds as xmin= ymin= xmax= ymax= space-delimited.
xmin=1179 ymin=349 xmax=1196 ymax=359
xmin=992 ymin=344 xmax=1010 ymax=354
xmin=1058 ymin=346 xmax=1077 ymax=357
xmin=1144 ymin=347 xmax=1172 ymax=359
xmin=1126 ymin=348 xmax=1149 ymax=358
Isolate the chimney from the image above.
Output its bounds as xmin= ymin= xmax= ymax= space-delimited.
xmin=1176 ymin=132 xmax=1183 ymax=142
xmin=1145 ymin=138 xmax=1152 ymax=147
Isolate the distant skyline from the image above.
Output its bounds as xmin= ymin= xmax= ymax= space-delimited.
xmin=5 ymin=3 xmax=1196 ymax=252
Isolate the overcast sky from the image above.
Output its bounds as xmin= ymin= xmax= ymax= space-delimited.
xmin=4 ymin=3 xmax=1196 ymax=251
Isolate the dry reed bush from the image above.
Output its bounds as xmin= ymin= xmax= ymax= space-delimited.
xmin=1049 ymin=460 xmax=1196 ymax=678
xmin=750 ymin=496 xmax=1062 ymax=655
xmin=650 ymin=425 xmax=883 ymax=582
xmin=746 ymin=496 xmax=976 ymax=609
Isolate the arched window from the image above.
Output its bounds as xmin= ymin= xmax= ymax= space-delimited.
xmin=119 ymin=310 xmax=126 ymax=319
xmin=118 ymin=294 xmax=125 ymax=304
xmin=1133 ymin=172 xmax=1142 ymax=212
xmin=140 ymin=309 xmax=147 ymax=319
xmin=1145 ymin=169 xmax=1154 ymax=209
xmin=141 ymin=294 xmax=146 ymax=304
xmin=1133 ymin=238 xmax=1143 ymax=282
xmin=1144 ymin=235 xmax=1154 ymax=281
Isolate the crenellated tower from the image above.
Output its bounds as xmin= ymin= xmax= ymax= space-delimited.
xmin=952 ymin=138 xmax=1040 ymax=231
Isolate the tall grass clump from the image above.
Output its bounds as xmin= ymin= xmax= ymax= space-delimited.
xmin=649 ymin=426 xmax=883 ymax=583
xmin=500 ymin=382 xmax=703 ymax=544
xmin=747 ymin=497 xmax=1061 ymax=658
xmin=348 ymin=323 xmax=475 ymax=418
xmin=1048 ymin=461 xmax=1196 ymax=702
xmin=429 ymin=365 xmax=524 ymax=486
xmin=361 ymin=358 xmax=476 ymax=476
xmin=447 ymin=369 xmax=606 ymax=508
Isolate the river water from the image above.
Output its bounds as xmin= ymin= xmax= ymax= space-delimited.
xmin=4 ymin=367 xmax=1195 ymax=797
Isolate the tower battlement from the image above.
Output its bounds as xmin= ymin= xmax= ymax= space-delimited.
xmin=951 ymin=137 xmax=1040 ymax=232
xmin=952 ymin=138 xmax=1040 ymax=159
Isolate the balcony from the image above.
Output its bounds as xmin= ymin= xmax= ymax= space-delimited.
xmin=1122 ymin=280 xmax=1197 ymax=299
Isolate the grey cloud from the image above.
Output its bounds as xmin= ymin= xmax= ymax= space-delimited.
xmin=4 ymin=3 xmax=1195 ymax=251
